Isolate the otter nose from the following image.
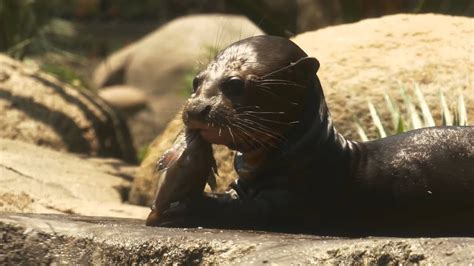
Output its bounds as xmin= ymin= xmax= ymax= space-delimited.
xmin=186 ymin=103 xmax=211 ymax=121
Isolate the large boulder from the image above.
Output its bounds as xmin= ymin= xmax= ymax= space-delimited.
xmin=292 ymin=13 xmax=473 ymax=138
xmin=0 ymin=138 xmax=148 ymax=218
xmin=0 ymin=54 xmax=136 ymax=162
xmin=130 ymin=13 xmax=473 ymax=205
xmin=93 ymin=14 xmax=264 ymax=93
xmin=98 ymin=85 xmax=147 ymax=112
xmin=92 ymin=14 xmax=264 ymax=148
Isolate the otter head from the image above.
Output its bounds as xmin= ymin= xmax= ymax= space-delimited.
xmin=183 ymin=35 xmax=320 ymax=152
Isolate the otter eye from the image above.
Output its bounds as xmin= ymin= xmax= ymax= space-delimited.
xmin=192 ymin=76 xmax=200 ymax=92
xmin=222 ymin=76 xmax=244 ymax=96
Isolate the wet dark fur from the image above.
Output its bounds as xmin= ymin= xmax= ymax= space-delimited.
xmin=158 ymin=35 xmax=474 ymax=236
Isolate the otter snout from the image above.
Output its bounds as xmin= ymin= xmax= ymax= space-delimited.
xmin=183 ymin=98 xmax=212 ymax=127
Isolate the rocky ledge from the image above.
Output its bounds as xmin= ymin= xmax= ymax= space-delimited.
xmin=2 ymin=213 xmax=473 ymax=264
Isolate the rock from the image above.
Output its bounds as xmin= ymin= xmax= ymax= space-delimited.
xmin=92 ymin=14 xmax=264 ymax=147
xmin=0 ymin=138 xmax=148 ymax=218
xmin=292 ymin=13 xmax=473 ymax=139
xmin=93 ymin=14 xmax=264 ymax=93
xmin=2 ymin=213 xmax=474 ymax=264
xmin=126 ymin=93 xmax=185 ymax=150
xmin=0 ymin=54 xmax=136 ymax=162
xmin=129 ymin=113 xmax=237 ymax=206
xmin=98 ymin=85 xmax=147 ymax=112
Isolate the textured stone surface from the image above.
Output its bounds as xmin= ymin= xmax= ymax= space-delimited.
xmin=0 ymin=138 xmax=148 ymax=218
xmin=2 ymin=213 xmax=474 ymax=264
xmin=0 ymin=54 xmax=136 ymax=162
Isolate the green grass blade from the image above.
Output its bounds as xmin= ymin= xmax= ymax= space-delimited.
xmin=457 ymin=94 xmax=468 ymax=126
xmin=414 ymin=83 xmax=435 ymax=127
xmin=400 ymin=86 xmax=422 ymax=129
xmin=354 ymin=121 xmax=369 ymax=142
xmin=439 ymin=90 xmax=452 ymax=125
xmin=396 ymin=115 xmax=406 ymax=134
xmin=368 ymin=101 xmax=387 ymax=138
xmin=452 ymin=106 xmax=459 ymax=125
xmin=383 ymin=92 xmax=400 ymax=131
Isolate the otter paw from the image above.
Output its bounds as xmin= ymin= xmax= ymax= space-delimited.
xmin=157 ymin=200 xmax=200 ymax=228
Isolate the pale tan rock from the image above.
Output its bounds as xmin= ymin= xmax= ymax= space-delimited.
xmin=93 ymin=14 xmax=264 ymax=94
xmin=98 ymin=85 xmax=147 ymax=111
xmin=127 ymin=93 xmax=185 ymax=150
xmin=292 ymin=13 xmax=473 ymax=138
xmin=0 ymin=138 xmax=148 ymax=218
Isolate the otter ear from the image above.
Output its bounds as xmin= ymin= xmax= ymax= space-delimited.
xmin=291 ymin=57 xmax=320 ymax=74
xmin=262 ymin=56 xmax=320 ymax=82
xmin=281 ymin=57 xmax=319 ymax=83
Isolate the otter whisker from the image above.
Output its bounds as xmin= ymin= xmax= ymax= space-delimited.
xmin=254 ymin=117 xmax=300 ymax=126
xmin=259 ymin=82 xmax=305 ymax=89
xmin=237 ymin=116 xmax=286 ymax=134
xmin=243 ymin=111 xmax=285 ymax=115
xmin=235 ymin=117 xmax=275 ymax=134
xmin=233 ymin=121 xmax=275 ymax=149
xmin=233 ymin=120 xmax=283 ymax=150
xmin=257 ymin=78 xmax=300 ymax=83
xmin=237 ymin=116 xmax=277 ymax=132
xmin=226 ymin=125 xmax=237 ymax=148
xmin=235 ymin=105 xmax=261 ymax=111
xmin=240 ymin=113 xmax=300 ymax=126
xmin=259 ymin=65 xmax=297 ymax=79
xmin=235 ymin=118 xmax=287 ymax=143
xmin=237 ymin=118 xmax=293 ymax=144
xmin=254 ymin=85 xmax=304 ymax=105
xmin=255 ymin=79 xmax=293 ymax=83
xmin=255 ymin=85 xmax=279 ymax=98
xmin=230 ymin=123 xmax=266 ymax=150
xmin=221 ymin=115 xmax=254 ymax=149
xmin=257 ymin=78 xmax=306 ymax=88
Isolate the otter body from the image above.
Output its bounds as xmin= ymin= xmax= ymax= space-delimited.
xmin=156 ymin=35 xmax=474 ymax=235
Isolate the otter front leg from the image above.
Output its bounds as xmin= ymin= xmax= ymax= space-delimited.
xmin=155 ymin=189 xmax=292 ymax=230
